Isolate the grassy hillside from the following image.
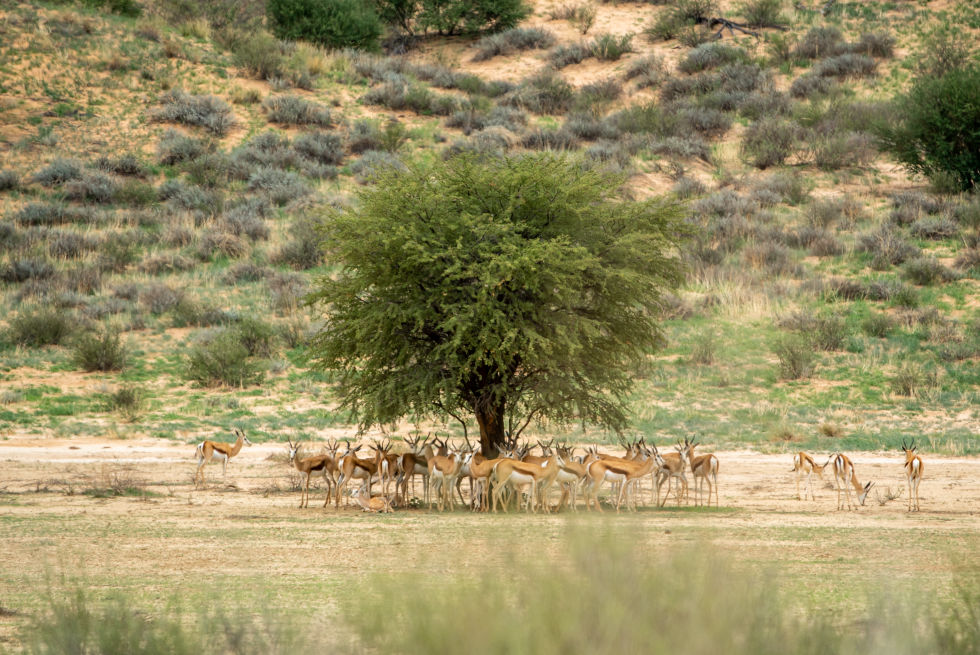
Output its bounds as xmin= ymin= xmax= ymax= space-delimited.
xmin=0 ymin=0 xmax=978 ymax=452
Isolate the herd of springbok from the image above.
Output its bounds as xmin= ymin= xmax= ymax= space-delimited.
xmin=193 ymin=430 xmax=927 ymax=514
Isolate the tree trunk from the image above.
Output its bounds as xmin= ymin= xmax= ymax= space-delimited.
xmin=474 ymin=399 xmax=506 ymax=458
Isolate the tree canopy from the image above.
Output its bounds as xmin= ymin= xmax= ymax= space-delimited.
xmin=876 ymin=64 xmax=980 ymax=191
xmin=307 ymin=153 xmax=688 ymax=455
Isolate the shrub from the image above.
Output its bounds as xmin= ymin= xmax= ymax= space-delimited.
xmin=812 ymin=313 xmax=848 ymax=351
xmin=610 ymin=102 xmax=676 ymax=136
xmin=772 ymin=334 xmax=816 ymax=380
xmin=115 ymin=179 xmax=158 ymax=206
xmin=952 ymin=196 xmax=980 ymax=232
xmin=350 ymin=150 xmax=406 ymax=184
xmin=811 ymin=130 xmax=876 ymax=170
xmin=158 ymin=129 xmax=209 ymax=165
xmin=503 ymin=72 xmax=574 ymax=115
xmin=789 ymin=74 xmax=836 ymax=99
xmin=198 ymin=228 xmax=249 ymax=260
xmin=649 ymin=136 xmax=712 ymax=161
xmin=521 ymin=129 xmax=579 ymax=151
xmin=741 ymin=118 xmax=798 ymax=168
xmin=812 ymin=53 xmax=876 ymax=78
xmin=72 ymin=328 xmax=127 ymax=371
xmin=223 ymin=199 xmax=271 ymax=241
xmin=153 ymin=89 xmax=235 ymax=135
xmin=739 ymin=0 xmax=783 ymax=27
xmin=8 ymin=307 xmax=75 ymax=347
xmin=891 ymin=362 xmax=936 ymax=398
xmin=472 ymin=27 xmax=554 ymax=62
xmin=186 ymin=330 xmax=265 ymax=387
xmin=690 ymin=329 xmax=716 ymax=364
xmin=108 ymin=384 xmax=147 ymax=421
xmin=33 ymin=158 xmax=83 ymax=186
xmin=573 ymin=78 xmax=622 ymax=115
xmin=862 ymin=312 xmax=894 ymax=338
xmin=233 ymin=317 xmax=277 ymax=357
xmin=141 ymin=283 xmax=184 ymax=315
xmin=954 ymin=247 xmax=980 ymax=272
xmin=590 ymin=33 xmax=633 ymax=61
xmin=677 ymin=105 xmax=730 ymax=137
xmin=246 ymin=167 xmax=311 ymax=205
xmin=678 ymin=42 xmax=746 ymax=74
xmin=417 ymin=0 xmax=530 ymax=36
xmin=96 ymin=154 xmax=149 ymax=177
xmin=808 ymin=233 xmax=845 ymax=257
xmin=793 ymin=26 xmax=843 ymax=59
xmin=901 ymin=256 xmax=958 ymax=286
xmin=743 ymin=242 xmax=798 ymax=275
xmin=223 ymin=261 xmax=273 ymax=284
xmin=915 ymin=24 xmax=973 ymax=78
xmin=624 ymin=54 xmax=666 ymax=89
xmin=48 ymin=230 xmax=97 ymax=259
xmin=877 ymin=65 xmax=980 ymax=192
xmin=273 ymin=214 xmax=325 ymax=269
xmin=263 ymin=94 xmax=333 ymax=126
xmin=858 ymin=224 xmax=919 ymax=270
xmin=267 ymin=0 xmax=382 ymax=51
xmin=267 ymin=271 xmax=309 ymax=313
xmin=549 ymin=42 xmax=591 ymax=69
xmin=170 ymin=297 xmax=233 ymax=327
xmin=347 ymin=119 xmax=383 ymax=154
xmin=0 ymin=169 xmax=18 ymax=191
xmin=293 ymin=131 xmax=344 ymax=164
xmin=232 ymin=32 xmax=285 ymax=80
xmin=911 ymin=216 xmax=959 ymax=240
xmin=672 ymin=177 xmax=706 ymax=199
xmin=1 ymin=257 xmax=55 ymax=282
xmin=63 ymin=172 xmax=118 ymax=204
xmin=849 ymin=31 xmax=895 ymax=58
xmin=14 ymin=203 xmax=98 ymax=226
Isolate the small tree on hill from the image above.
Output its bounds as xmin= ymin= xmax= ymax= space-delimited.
xmin=877 ymin=65 xmax=980 ymax=192
xmin=307 ymin=153 xmax=688 ymax=455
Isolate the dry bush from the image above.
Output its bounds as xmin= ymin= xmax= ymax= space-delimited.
xmin=263 ymin=94 xmax=333 ymax=126
xmin=153 ymin=89 xmax=235 ymax=135
xmin=472 ymin=27 xmax=555 ymax=62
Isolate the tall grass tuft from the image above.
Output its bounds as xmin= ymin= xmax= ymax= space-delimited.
xmin=23 ymin=587 xmax=309 ymax=655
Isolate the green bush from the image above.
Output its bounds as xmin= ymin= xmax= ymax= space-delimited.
xmin=589 ymin=32 xmax=633 ymax=61
xmin=267 ymin=0 xmax=382 ymax=51
xmin=107 ymin=384 xmax=147 ymax=421
xmin=8 ymin=308 xmax=75 ymax=347
xmin=739 ymin=0 xmax=782 ymax=28
xmin=72 ymin=328 xmax=127 ymax=372
xmin=877 ymin=65 xmax=980 ymax=191
xmin=772 ymin=334 xmax=816 ymax=380
xmin=418 ymin=0 xmax=529 ymax=36
xmin=186 ymin=331 xmax=265 ymax=387
xmin=861 ymin=312 xmax=894 ymax=338
xmin=741 ymin=118 xmax=799 ymax=168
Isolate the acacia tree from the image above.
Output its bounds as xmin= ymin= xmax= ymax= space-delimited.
xmin=307 ymin=153 xmax=688 ymax=455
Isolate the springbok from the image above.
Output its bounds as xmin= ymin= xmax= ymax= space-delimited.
xmin=194 ymin=429 xmax=251 ymax=488
xmin=901 ymin=439 xmax=924 ymax=512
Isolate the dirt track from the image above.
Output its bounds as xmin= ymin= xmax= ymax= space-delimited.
xmin=2 ymin=436 xmax=978 ymax=523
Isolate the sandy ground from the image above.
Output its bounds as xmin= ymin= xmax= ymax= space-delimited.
xmin=1 ymin=436 xmax=978 ymax=645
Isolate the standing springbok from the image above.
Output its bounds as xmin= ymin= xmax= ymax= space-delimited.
xmin=684 ymin=438 xmax=719 ymax=507
xmin=902 ymin=439 xmax=924 ymax=512
xmin=791 ymin=452 xmax=829 ymax=501
xmin=287 ymin=438 xmax=338 ymax=508
xmin=194 ymin=429 xmax=251 ymax=488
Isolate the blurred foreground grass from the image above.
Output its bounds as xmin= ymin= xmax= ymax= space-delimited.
xmin=16 ymin=530 xmax=979 ymax=655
